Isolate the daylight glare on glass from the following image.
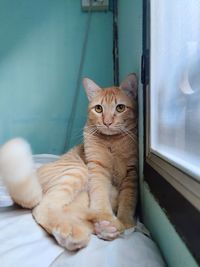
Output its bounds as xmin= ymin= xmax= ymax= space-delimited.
xmin=150 ymin=0 xmax=200 ymax=180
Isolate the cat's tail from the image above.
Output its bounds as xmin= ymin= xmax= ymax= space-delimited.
xmin=0 ymin=138 xmax=42 ymax=209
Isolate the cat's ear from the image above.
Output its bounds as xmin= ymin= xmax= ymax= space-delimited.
xmin=120 ymin=73 xmax=138 ymax=100
xmin=83 ymin=78 xmax=102 ymax=101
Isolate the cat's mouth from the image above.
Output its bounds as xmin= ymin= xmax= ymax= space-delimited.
xmin=97 ymin=126 xmax=121 ymax=136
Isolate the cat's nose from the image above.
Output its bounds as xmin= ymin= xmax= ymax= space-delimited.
xmin=103 ymin=121 xmax=112 ymax=128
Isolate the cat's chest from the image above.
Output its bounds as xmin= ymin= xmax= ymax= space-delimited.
xmin=107 ymin=144 xmax=127 ymax=184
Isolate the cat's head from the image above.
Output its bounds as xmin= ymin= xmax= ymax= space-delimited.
xmin=83 ymin=74 xmax=138 ymax=136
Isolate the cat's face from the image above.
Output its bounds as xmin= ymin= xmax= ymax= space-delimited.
xmin=83 ymin=74 xmax=137 ymax=136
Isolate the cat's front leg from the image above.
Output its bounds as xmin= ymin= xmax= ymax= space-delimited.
xmin=88 ymin=162 xmax=124 ymax=240
xmin=88 ymin=162 xmax=113 ymax=213
xmin=117 ymin=169 xmax=138 ymax=229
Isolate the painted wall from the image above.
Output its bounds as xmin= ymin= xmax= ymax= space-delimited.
xmin=118 ymin=1 xmax=199 ymax=267
xmin=0 ymin=0 xmax=113 ymax=154
xmin=118 ymin=0 xmax=142 ymax=82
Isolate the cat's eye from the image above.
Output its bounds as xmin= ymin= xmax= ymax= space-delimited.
xmin=116 ymin=104 xmax=126 ymax=113
xmin=95 ymin=105 xmax=103 ymax=113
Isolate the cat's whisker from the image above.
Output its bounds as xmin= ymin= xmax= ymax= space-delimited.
xmin=85 ymin=125 xmax=96 ymax=129
xmin=72 ymin=127 xmax=88 ymax=142
xmin=73 ymin=125 xmax=87 ymax=134
xmin=84 ymin=127 xmax=99 ymax=137
xmin=119 ymin=127 xmax=137 ymax=143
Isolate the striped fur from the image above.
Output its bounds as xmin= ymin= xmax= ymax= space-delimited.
xmin=0 ymin=73 xmax=138 ymax=250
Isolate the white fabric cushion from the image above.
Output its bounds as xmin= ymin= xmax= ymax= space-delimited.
xmin=0 ymin=154 xmax=166 ymax=267
xmin=52 ymin=228 xmax=166 ymax=267
xmin=0 ymin=206 xmax=63 ymax=267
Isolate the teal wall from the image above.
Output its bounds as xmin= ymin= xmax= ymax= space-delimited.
xmin=0 ymin=0 xmax=113 ymax=154
xmin=118 ymin=1 xmax=199 ymax=267
xmin=118 ymin=0 xmax=142 ymax=81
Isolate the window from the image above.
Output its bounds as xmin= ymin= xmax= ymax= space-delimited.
xmin=151 ymin=0 xmax=200 ymax=181
xmin=144 ymin=0 xmax=200 ymax=210
xmin=143 ymin=0 xmax=200 ymax=263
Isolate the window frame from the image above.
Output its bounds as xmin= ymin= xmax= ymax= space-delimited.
xmin=142 ymin=0 xmax=200 ymax=264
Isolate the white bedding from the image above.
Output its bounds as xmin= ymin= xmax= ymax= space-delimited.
xmin=0 ymin=154 xmax=166 ymax=267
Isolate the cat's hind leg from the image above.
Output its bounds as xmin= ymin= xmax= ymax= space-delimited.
xmin=0 ymin=138 xmax=42 ymax=208
xmin=52 ymin=218 xmax=92 ymax=251
xmin=33 ymin=192 xmax=93 ymax=251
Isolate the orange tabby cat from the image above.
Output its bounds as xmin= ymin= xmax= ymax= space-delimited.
xmin=0 ymin=73 xmax=138 ymax=250
xmin=83 ymin=74 xmax=138 ymax=239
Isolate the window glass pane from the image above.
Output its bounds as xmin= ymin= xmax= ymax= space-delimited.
xmin=150 ymin=0 xmax=200 ymax=179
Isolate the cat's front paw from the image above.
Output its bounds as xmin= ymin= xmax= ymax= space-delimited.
xmin=94 ymin=213 xmax=124 ymax=240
